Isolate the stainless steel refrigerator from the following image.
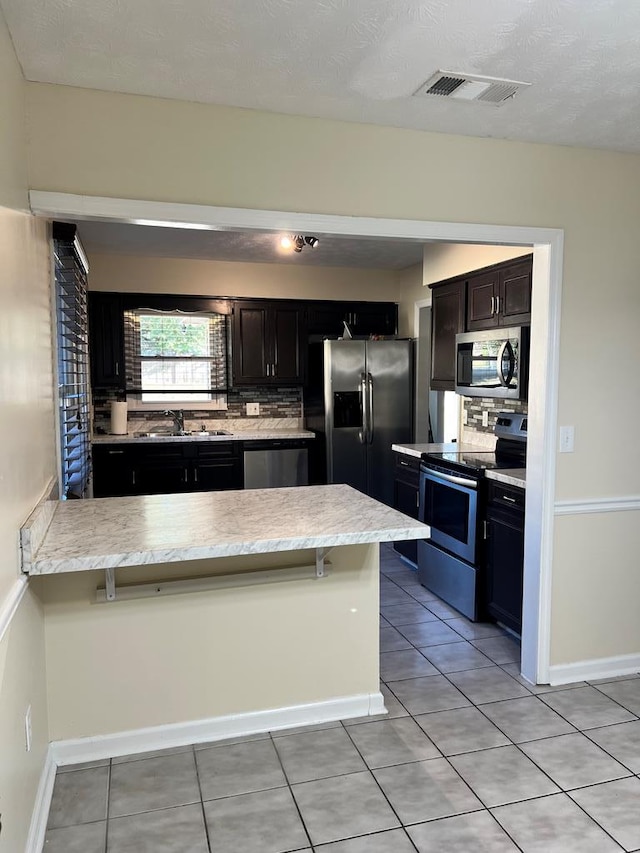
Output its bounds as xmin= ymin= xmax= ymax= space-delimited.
xmin=305 ymin=339 xmax=414 ymax=506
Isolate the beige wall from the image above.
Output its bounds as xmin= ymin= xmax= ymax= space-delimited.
xmin=36 ymin=545 xmax=379 ymax=741
xmin=88 ymin=252 xmax=400 ymax=302
xmin=23 ymin=84 xmax=640 ymax=666
xmin=0 ymin=10 xmax=55 ymax=851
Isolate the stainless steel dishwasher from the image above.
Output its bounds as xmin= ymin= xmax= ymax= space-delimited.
xmin=243 ymin=440 xmax=309 ymax=489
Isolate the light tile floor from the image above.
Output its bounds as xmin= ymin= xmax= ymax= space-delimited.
xmin=44 ymin=544 xmax=640 ymax=852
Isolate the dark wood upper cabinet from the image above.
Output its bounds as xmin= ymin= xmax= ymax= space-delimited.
xmin=88 ymin=292 xmax=125 ymax=390
xmin=231 ymin=300 xmax=306 ymax=385
xmin=499 ymin=258 xmax=533 ymax=326
xmin=466 ymin=269 xmax=501 ymax=331
xmin=306 ymin=301 xmax=397 ymax=337
xmin=466 ymin=255 xmax=532 ymax=331
xmin=429 ymin=278 xmax=466 ymax=391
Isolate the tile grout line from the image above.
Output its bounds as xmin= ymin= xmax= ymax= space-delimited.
xmin=192 ymin=744 xmax=214 ymax=853
xmin=268 ymin=731 xmax=315 ymax=852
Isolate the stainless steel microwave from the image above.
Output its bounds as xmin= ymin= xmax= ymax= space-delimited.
xmin=455 ymin=326 xmax=529 ymax=400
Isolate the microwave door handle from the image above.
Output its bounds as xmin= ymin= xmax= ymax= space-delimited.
xmin=502 ymin=340 xmax=516 ymax=386
xmin=367 ymin=372 xmax=374 ymax=444
xmin=496 ymin=340 xmax=509 ymax=386
xmin=358 ymin=372 xmax=367 ymax=444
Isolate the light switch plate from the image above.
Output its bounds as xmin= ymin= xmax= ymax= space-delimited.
xmin=246 ymin=403 xmax=260 ymax=416
xmin=559 ymin=425 xmax=575 ymax=453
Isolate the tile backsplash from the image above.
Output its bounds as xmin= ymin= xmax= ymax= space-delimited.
xmin=93 ymin=387 xmax=302 ymax=434
xmin=463 ymin=397 xmax=528 ymax=435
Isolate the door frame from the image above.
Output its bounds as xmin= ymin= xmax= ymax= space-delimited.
xmin=30 ymin=190 xmax=563 ymax=686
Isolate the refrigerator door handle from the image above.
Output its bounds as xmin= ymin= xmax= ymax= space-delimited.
xmin=358 ymin=372 xmax=367 ymax=445
xmin=367 ymin=372 xmax=374 ymax=444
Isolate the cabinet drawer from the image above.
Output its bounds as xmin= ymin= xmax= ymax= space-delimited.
xmin=487 ymin=481 xmax=525 ymax=511
xmin=394 ymin=454 xmax=420 ymax=486
xmin=197 ymin=441 xmax=240 ymax=459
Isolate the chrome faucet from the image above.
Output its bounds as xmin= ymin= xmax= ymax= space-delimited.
xmin=164 ymin=409 xmax=185 ymax=434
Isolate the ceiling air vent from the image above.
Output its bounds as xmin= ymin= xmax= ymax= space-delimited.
xmin=414 ymin=71 xmax=531 ymax=105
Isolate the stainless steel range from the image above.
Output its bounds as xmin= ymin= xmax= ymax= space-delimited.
xmin=417 ymin=413 xmax=527 ymax=620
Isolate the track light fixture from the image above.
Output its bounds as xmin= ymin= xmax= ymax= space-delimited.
xmin=279 ymin=234 xmax=319 ymax=253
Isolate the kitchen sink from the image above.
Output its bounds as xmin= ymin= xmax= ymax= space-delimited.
xmin=134 ymin=430 xmax=231 ymax=438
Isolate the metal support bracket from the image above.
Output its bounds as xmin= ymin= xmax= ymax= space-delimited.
xmin=105 ymin=568 xmax=116 ymax=602
xmin=98 ymin=553 xmax=332 ymax=604
xmin=315 ymin=548 xmax=329 ymax=578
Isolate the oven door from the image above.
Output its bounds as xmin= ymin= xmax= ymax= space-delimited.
xmin=419 ymin=466 xmax=478 ymax=563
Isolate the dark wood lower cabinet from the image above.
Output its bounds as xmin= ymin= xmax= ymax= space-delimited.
xmin=484 ymin=481 xmax=525 ymax=635
xmin=393 ymin=453 xmax=421 ymax=564
xmin=92 ymin=442 xmax=243 ymax=497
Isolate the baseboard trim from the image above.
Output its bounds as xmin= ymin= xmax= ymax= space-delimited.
xmin=51 ymin=691 xmax=385 ymax=767
xmin=549 ymin=653 xmax=640 ymax=685
xmin=0 ymin=576 xmax=28 ymax=646
xmin=25 ymin=748 xmax=56 ymax=853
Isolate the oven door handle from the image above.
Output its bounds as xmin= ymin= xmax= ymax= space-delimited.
xmin=424 ymin=469 xmax=478 ymax=489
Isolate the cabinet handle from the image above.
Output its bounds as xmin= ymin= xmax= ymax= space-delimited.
xmin=132 ymin=471 xmax=136 ymax=485
xmin=491 ymin=296 xmax=496 ymax=315
xmin=271 ymin=362 xmax=277 ymax=377
xmin=184 ymin=467 xmax=188 ymax=483
xmin=483 ymin=520 xmax=488 ymax=539
xmin=399 ymin=459 xmax=409 ymax=467
xmin=495 ymin=296 xmax=501 ymax=315
xmin=502 ymin=495 xmax=517 ymax=503
xmin=194 ymin=469 xmax=198 ymax=483
xmin=415 ymin=491 xmax=420 ymax=508
xmin=115 ymin=361 xmax=120 ymax=376
xmin=266 ymin=363 xmax=271 ymax=377
xmin=108 ymin=450 xmax=124 ymax=455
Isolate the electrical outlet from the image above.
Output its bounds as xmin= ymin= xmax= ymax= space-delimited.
xmin=462 ymin=409 xmax=468 ymax=425
xmin=246 ymin=402 xmax=260 ymax=416
xmin=559 ymin=425 xmax=575 ymax=453
xmin=25 ymin=705 xmax=32 ymax=752
xmin=482 ymin=410 xmax=489 ymax=428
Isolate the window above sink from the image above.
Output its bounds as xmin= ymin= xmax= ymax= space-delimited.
xmin=124 ymin=308 xmax=230 ymax=411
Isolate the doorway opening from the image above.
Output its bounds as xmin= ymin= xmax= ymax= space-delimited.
xmin=30 ymin=191 xmax=563 ymax=685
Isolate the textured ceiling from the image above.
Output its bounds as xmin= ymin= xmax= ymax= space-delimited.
xmin=4 ymin=0 xmax=640 ymax=152
xmin=76 ymin=221 xmax=426 ymax=269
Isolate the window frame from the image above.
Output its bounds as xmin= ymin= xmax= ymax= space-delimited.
xmin=124 ymin=307 xmax=230 ymax=411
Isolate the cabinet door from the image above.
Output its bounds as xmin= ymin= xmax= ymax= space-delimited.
xmin=133 ymin=460 xmax=190 ymax=494
xmin=499 ymin=257 xmax=533 ymax=326
xmin=393 ymin=478 xmax=420 ymax=564
xmin=350 ymin=303 xmax=398 ymax=336
xmin=466 ymin=270 xmax=500 ymax=331
xmin=272 ymin=305 xmax=305 ymax=383
xmin=430 ymin=279 xmax=465 ymax=391
xmin=486 ymin=507 xmax=525 ymax=634
xmin=92 ymin=446 xmax=135 ymax=497
xmin=306 ymin=302 xmax=346 ymax=337
xmin=193 ymin=459 xmax=243 ymax=491
xmin=231 ymin=302 xmax=270 ymax=384
xmin=88 ymin=293 xmax=125 ymax=389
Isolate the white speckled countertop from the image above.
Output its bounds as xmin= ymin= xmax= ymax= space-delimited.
xmin=22 ymin=485 xmax=430 ymax=575
xmin=392 ymin=442 xmax=488 ymax=459
xmin=485 ymin=469 xmax=526 ymax=489
xmin=93 ymin=429 xmax=314 ymax=444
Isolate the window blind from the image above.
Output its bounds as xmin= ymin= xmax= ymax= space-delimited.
xmin=53 ymin=223 xmax=91 ymax=499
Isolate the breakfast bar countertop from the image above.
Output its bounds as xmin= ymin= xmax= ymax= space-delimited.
xmin=21 ymin=484 xmax=431 ymax=575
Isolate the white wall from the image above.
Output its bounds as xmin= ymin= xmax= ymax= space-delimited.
xmin=23 ymin=83 xmax=640 ymax=669
xmin=88 ymin=252 xmax=401 ymax=303
xmin=0 ymin=9 xmax=55 ymax=850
